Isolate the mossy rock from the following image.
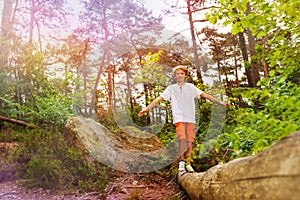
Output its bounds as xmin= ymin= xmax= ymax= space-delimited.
xmin=64 ymin=117 xmax=171 ymax=173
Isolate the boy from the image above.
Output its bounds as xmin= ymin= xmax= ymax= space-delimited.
xmin=138 ymin=65 xmax=230 ymax=172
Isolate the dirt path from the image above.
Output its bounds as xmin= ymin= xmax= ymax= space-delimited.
xmin=0 ymin=145 xmax=184 ymax=200
xmin=104 ymin=172 xmax=183 ymax=200
xmin=0 ymin=165 xmax=183 ymax=200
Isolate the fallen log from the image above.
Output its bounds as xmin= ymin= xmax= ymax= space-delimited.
xmin=178 ymin=131 xmax=300 ymax=200
xmin=0 ymin=115 xmax=29 ymax=127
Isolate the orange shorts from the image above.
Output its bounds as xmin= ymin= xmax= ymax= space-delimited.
xmin=175 ymin=122 xmax=195 ymax=142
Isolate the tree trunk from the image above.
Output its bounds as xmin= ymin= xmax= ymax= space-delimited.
xmin=83 ymin=60 xmax=88 ymax=116
xmin=107 ymin=64 xmax=113 ymax=113
xmin=261 ymin=37 xmax=269 ymax=77
xmin=233 ymin=7 xmax=256 ymax=88
xmin=246 ymin=28 xmax=260 ymax=87
xmin=143 ymin=83 xmax=151 ymax=125
xmin=125 ymin=67 xmax=133 ymax=113
xmin=89 ymin=48 xmax=106 ymax=116
xmin=89 ymin=6 xmax=110 ymax=116
xmin=1 ymin=0 xmax=13 ymax=38
xmin=233 ymin=40 xmax=240 ymax=87
xmin=178 ymin=131 xmax=300 ymax=200
xmin=246 ymin=3 xmax=260 ymax=87
xmin=187 ymin=0 xmax=203 ymax=83
xmin=0 ymin=0 xmax=13 ymax=68
xmin=28 ymin=0 xmax=35 ymax=43
xmin=237 ymin=31 xmax=256 ymax=87
xmin=222 ymin=62 xmax=230 ymax=88
xmin=216 ymin=60 xmax=222 ymax=83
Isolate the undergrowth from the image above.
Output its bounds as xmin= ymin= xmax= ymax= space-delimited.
xmin=2 ymin=126 xmax=111 ymax=191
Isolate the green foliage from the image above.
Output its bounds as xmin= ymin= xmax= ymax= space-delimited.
xmin=215 ymin=80 xmax=300 ymax=159
xmin=28 ymin=95 xmax=74 ymax=128
xmin=10 ymin=128 xmax=109 ymax=191
xmin=134 ymin=50 xmax=170 ymax=87
xmin=22 ymin=156 xmax=64 ymax=189
xmin=0 ymin=42 xmax=75 ymax=129
xmin=133 ymin=50 xmax=172 ymax=127
xmin=0 ymin=94 xmax=73 ymax=129
xmin=0 ymin=70 xmax=14 ymax=108
xmin=1 ymin=0 xmax=298 ymax=185
xmin=206 ymin=0 xmax=277 ymax=37
xmin=196 ymin=0 xmax=300 ymax=168
xmin=155 ymin=123 xmax=176 ymax=145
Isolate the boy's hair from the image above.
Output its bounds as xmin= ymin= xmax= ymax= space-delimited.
xmin=172 ymin=65 xmax=188 ymax=75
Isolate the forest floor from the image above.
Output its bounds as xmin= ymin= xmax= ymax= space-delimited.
xmin=0 ymin=142 xmax=186 ymax=200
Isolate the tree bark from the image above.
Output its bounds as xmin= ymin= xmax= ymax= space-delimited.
xmin=1 ymin=0 xmax=13 ymax=38
xmin=0 ymin=0 xmax=13 ymax=68
xmin=178 ymin=131 xmax=300 ymax=200
xmin=245 ymin=3 xmax=260 ymax=87
xmin=233 ymin=7 xmax=256 ymax=88
xmin=187 ymin=0 xmax=203 ymax=83
xmin=89 ymin=49 xmax=106 ymax=116
xmin=237 ymin=31 xmax=256 ymax=87
xmin=246 ymin=28 xmax=260 ymax=87
xmin=233 ymin=39 xmax=240 ymax=87
xmin=89 ymin=2 xmax=110 ymax=116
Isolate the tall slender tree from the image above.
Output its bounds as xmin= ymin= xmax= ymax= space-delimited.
xmin=0 ymin=0 xmax=14 ymax=68
xmin=80 ymin=0 xmax=163 ymax=117
xmin=187 ymin=0 xmax=203 ymax=82
xmin=200 ymin=27 xmax=242 ymax=88
xmin=206 ymin=0 xmax=268 ymax=87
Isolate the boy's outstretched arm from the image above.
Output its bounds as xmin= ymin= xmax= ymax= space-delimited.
xmin=200 ymin=93 xmax=231 ymax=107
xmin=138 ymin=96 xmax=164 ymax=117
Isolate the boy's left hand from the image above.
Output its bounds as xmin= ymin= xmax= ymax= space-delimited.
xmin=222 ymin=102 xmax=231 ymax=107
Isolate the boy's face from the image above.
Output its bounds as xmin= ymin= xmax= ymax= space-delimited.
xmin=174 ymin=69 xmax=187 ymax=82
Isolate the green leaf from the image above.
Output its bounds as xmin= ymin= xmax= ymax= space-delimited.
xmin=269 ymin=70 xmax=276 ymax=77
xmin=241 ymin=18 xmax=251 ymax=28
xmin=232 ymin=23 xmax=243 ymax=35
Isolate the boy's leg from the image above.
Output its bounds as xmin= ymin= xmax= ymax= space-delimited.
xmin=185 ymin=123 xmax=195 ymax=162
xmin=175 ymin=122 xmax=186 ymax=161
xmin=178 ymin=139 xmax=186 ymax=161
xmin=176 ymin=123 xmax=188 ymax=171
xmin=178 ymin=140 xmax=186 ymax=171
xmin=185 ymin=141 xmax=193 ymax=164
xmin=185 ymin=123 xmax=195 ymax=172
xmin=185 ymin=141 xmax=195 ymax=172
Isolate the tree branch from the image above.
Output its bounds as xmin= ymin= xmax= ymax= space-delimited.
xmin=0 ymin=115 xmax=29 ymax=127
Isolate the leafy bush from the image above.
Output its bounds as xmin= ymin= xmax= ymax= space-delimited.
xmin=215 ymin=78 xmax=300 ymax=159
xmin=22 ymin=156 xmax=64 ymax=189
xmin=0 ymin=94 xmax=73 ymax=129
xmin=27 ymin=95 xmax=74 ymax=128
xmin=156 ymin=122 xmax=176 ymax=145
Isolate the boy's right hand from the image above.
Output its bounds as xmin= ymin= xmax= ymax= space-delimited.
xmin=138 ymin=110 xmax=147 ymax=117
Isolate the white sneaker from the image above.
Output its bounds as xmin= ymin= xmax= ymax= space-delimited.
xmin=178 ymin=161 xmax=186 ymax=172
xmin=186 ymin=164 xmax=195 ymax=172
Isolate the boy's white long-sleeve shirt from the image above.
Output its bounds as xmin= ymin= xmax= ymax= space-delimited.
xmin=160 ymin=83 xmax=203 ymax=124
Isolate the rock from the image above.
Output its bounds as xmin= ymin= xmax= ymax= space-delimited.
xmin=64 ymin=116 xmax=170 ymax=173
xmin=178 ymin=131 xmax=300 ymax=200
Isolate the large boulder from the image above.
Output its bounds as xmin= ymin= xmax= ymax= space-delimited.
xmin=178 ymin=131 xmax=300 ymax=200
xmin=64 ymin=116 xmax=170 ymax=173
